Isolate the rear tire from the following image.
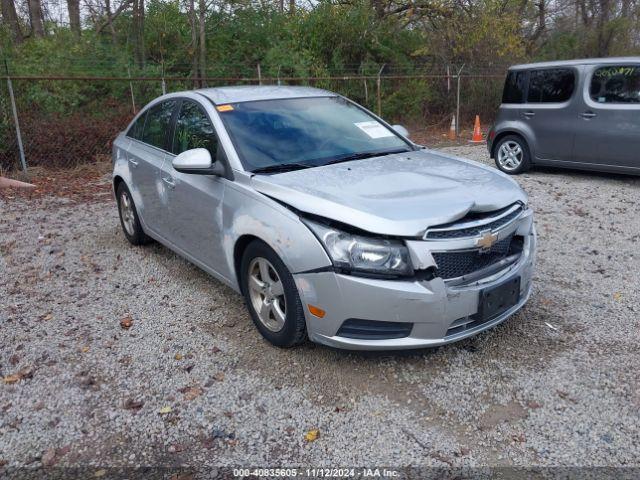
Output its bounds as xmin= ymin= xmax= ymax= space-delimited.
xmin=494 ymin=135 xmax=531 ymax=175
xmin=116 ymin=182 xmax=150 ymax=246
xmin=240 ymin=240 xmax=307 ymax=347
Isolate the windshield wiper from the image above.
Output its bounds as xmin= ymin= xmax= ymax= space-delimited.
xmin=323 ymin=148 xmax=410 ymax=166
xmin=251 ymin=162 xmax=313 ymax=174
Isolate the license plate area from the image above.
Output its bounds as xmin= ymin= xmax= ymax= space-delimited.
xmin=477 ymin=277 xmax=521 ymax=322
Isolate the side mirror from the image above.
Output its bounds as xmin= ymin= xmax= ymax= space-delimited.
xmin=172 ymin=148 xmax=223 ymax=175
xmin=392 ymin=124 xmax=410 ymax=138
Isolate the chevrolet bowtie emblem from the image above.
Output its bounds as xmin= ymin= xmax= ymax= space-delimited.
xmin=476 ymin=231 xmax=498 ymax=250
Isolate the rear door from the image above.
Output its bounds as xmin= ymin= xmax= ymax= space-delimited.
xmin=160 ymin=99 xmax=227 ymax=272
xmin=520 ymin=67 xmax=578 ymax=162
xmin=572 ymin=64 xmax=640 ymax=169
xmin=126 ymin=99 xmax=177 ymax=231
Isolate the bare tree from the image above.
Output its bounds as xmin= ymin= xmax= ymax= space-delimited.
xmin=132 ymin=0 xmax=145 ymax=67
xmin=198 ymin=0 xmax=206 ymax=82
xmin=0 ymin=0 xmax=23 ymax=43
xmin=188 ymin=0 xmax=199 ymax=84
xmin=28 ymin=0 xmax=45 ymax=37
xmin=67 ymin=0 xmax=81 ymax=36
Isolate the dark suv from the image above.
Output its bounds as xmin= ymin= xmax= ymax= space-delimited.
xmin=488 ymin=57 xmax=640 ymax=175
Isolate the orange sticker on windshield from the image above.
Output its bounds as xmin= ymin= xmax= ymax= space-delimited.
xmin=216 ymin=104 xmax=234 ymax=112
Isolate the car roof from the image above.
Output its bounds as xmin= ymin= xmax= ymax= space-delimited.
xmin=194 ymin=85 xmax=336 ymax=104
xmin=509 ymin=57 xmax=640 ymax=71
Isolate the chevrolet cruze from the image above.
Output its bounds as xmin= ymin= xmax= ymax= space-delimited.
xmin=112 ymin=86 xmax=536 ymax=350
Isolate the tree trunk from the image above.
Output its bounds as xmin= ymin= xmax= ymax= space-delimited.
xmin=0 ymin=0 xmax=23 ymax=43
xmin=104 ymin=0 xmax=117 ymax=43
xmin=132 ymin=0 xmax=145 ymax=68
xmin=289 ymin=0 xmax=295 ymax=14
xmin=189 ymin=0 xmax=199 ymax=86
xmin=198 ymin=0 xmax=206 ymax=86
xmin=67 ymin=0 xmax=81 ymax=36
xmin=28 ymin=0 xmax=45 ymax=37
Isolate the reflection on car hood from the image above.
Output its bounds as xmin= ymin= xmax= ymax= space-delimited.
xmin=251 ymin=149 xmax=527 ymax=237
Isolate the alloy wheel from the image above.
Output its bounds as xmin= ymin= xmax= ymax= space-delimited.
xmin=119 ymin=191 xmax=136 ymax=236
xmin=497 ymin=140 xmax=524 ymax=171
xmin=247 ymin=257 xmax=287 ymax=332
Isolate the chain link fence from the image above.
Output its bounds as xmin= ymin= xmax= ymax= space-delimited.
xmin=0 ymin=70 xmax=506 ymax=172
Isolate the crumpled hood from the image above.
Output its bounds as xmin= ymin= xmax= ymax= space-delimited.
xmin=251 ymin=149 xmax=527 ymax=237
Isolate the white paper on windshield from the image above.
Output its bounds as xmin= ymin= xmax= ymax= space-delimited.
xmin=354 ymin=121 xmax=395 ymax=139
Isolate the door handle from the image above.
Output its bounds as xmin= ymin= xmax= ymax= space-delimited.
xmin=523 ymin=111 xmax=536 ymax=118
xmin=162 ymin=176 xmax=176 ymax=189
xmin=128 ymin=158 xmax=139 ymax=167
xmin=580 ymin=111 xmax=597 ymax=119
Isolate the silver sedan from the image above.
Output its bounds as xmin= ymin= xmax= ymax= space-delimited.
xmin=112 ymin=86 xmax=536 ymax=350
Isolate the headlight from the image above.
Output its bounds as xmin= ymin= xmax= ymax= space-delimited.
xmin=303 ymin=219 xmax=413 ymax=276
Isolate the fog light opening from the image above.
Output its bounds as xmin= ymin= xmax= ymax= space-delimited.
xmin=307 ymin=304 xmax=326 ymax=318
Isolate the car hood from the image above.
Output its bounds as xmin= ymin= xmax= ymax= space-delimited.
xmin=251 ymin=149 xmax=527 ymax=237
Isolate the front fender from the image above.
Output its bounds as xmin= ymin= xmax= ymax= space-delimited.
xmin=222 ymin=181 xmax=332 ymax=290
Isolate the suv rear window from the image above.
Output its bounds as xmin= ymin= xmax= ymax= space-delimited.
xmin=527 ymin=68 xmax=575 ymax=103
xmin=590 ymin=65 xmax=640 ymax=104
xmin=502 ymin=71 xmax=527 ymax=103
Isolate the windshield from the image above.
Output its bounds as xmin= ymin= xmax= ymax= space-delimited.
xmin=216 ymin=96 xmax=412 ymax=172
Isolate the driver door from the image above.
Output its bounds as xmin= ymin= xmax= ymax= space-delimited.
xmin=160 ymin=99 xmax=228 ymax=273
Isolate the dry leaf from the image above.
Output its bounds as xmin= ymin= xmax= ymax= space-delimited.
xmin=613 ymin=292 xmax=622 ymax=301
xmin=2 ymin=366 xmax=34 ymax=384
xmin=94 ymin=469 xmax=107 ymax=477
xmin=159 ymin=406 xmax=173 ymax=414
xmin=120 ymin=314 xmax=133 ymax=330
xmin=123 ymin=398 xmax=144 ymax=410
xmin=2 ymin=374 xmax=21 ymax=384
xmin=182 ymin=386 xmax=203 ymax=401
xmin=304 ymin=429 xmax=320 ymax=442
xmin=81 ymin=346 xmax=90 ymax=353
xmin=174 ymin=353 xmax=183 ymax=361
xmin=213 ymin=372 xmax=225 ymax=382
xmin=42 ymin=313 xmax=53 ymax=321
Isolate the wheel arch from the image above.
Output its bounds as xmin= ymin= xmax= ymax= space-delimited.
xmin=491 ymin=129 xmax=534 ymax=160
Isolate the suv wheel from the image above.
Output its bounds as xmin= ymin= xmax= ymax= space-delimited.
xmin=116 ymin=182 xmax=150 ymax=245
xmin=495 ymin=135 xmax=531 ymax=174
xmin=240 ymin=240 xmax=307 ymax=347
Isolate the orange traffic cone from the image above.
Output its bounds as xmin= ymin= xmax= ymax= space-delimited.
xmin=447 ymin=115 xmax=456 ymax=140
xmin=471 ymin=115 xmax=483 ymax=143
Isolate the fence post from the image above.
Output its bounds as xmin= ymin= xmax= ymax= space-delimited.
xmin=161 ymin=61 xmax=167 ymax=95
xmin=127 ymin=65 xmax=137 ymax=114
xmin=455 ymin=64 xmax=464 ymax=137
xmin=257 ymin=63 xmax=262 ymax=85
xmin=376 ymin=64 xmax=385 ymax=117
xmin=4 ymin=60 xmax=27 ymax=173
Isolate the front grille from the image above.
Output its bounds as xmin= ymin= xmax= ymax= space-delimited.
xmin=336 ymin=319 xmax=413 ymax=340
xmin=425 ymin=205 xmax=523 ymax=239
xmin=432 ymin=235 xmax=515 ymax=280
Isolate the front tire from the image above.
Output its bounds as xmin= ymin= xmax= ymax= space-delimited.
xmin=240 ymin=240 xmax=307 ymax=347
xmin=116 ymin=182 xmax=150 ymax=246
xmin=494 ymin=135 xmax=531 ymax=174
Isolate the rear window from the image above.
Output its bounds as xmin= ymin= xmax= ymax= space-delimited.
xmin=127 ymin=113 xmax=146 ymax=140
xmin=502 ymin=71 xmax=527 ymax=103
xmin=140 ymin=100 xmax=177 ymax=149
xmin=590 ymin=65 xmax=640 ymax=104
xmin=527 ymin=68 xmax=575 ymax=103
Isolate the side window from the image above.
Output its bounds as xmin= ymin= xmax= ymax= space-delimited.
xmin=127 ymin=112 xmax=146 ymax=140
xmin=527 ymin=68 xmax=575 ymax=103
xmin=140 ymin=100 xmax=176 ymax=149
xmin=172 ymin=100 xmax=219 ymax=160
xmin=590 ymin=65 xmax=640 ymax=104
xmin=502 ymin=71 xmax=527 ymax=104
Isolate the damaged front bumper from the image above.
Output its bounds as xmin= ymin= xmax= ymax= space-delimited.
xmin=293 ymin=230 xmax=536 ymax=351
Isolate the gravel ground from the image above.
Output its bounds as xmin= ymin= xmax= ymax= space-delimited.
xmin=1 ymin=145 xmax=639 ymax=473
